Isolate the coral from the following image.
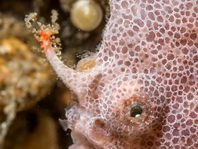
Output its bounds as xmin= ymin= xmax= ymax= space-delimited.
xmin=0 ymin=15 xmax=54 ymax=148
xmin=25 ymin=0 xmax=198 ymax=149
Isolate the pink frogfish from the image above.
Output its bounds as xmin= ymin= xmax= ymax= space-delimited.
xmin=25 ymin=0 xmax=198 ymax=148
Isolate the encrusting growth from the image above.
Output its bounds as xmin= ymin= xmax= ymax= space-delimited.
xmin=0 ymin=15 xmax=53 ymax=148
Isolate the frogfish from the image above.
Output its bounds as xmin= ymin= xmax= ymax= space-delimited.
xmin=25 ymin=0 xmax=198 ymax=148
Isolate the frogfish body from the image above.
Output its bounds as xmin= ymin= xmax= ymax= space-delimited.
xmin=26 ymin=0 xmax=198 ymax=148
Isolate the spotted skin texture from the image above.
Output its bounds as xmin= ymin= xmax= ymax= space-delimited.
xmin=73 ymin=0 xmax=198 ymax=148
xmin=35 ymin=0 xmax=198 ymax=148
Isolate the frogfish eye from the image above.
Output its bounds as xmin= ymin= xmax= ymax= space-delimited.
xmin=130 ymin=105 xmax=143 ymax=117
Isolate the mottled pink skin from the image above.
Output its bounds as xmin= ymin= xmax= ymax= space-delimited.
xmin=43 ymin=0 xmax=198 ymax=149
